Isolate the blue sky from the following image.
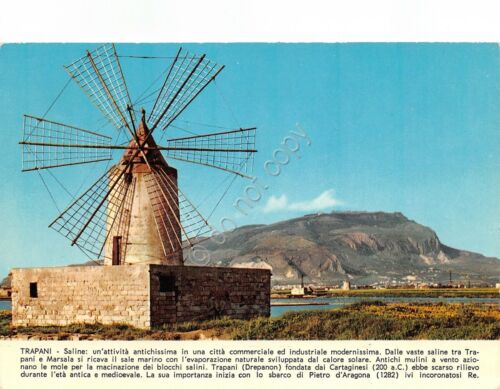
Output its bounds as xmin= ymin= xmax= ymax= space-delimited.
xmin=0 ymin=43 xmax=498 ymax=276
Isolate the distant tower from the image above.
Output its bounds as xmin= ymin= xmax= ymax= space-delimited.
xmin=342 ymin=280 xmax=351 ymax=290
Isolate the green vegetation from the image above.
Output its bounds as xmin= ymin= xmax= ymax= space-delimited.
xmin=0 ymin=310 xmax=10 ymax=337
xmin=1 ymin=301 xmax=498 ymax=340
xmin=235 ymin=301 xmax=499 ymax=340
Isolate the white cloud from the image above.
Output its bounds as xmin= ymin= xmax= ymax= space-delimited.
xmin=262 ymin=194 xmax=288 ymax=213
xmin=262 ymin=190 xmax=342 ymax=213
xmin=289 ymin=189 xmax=341 ymax=211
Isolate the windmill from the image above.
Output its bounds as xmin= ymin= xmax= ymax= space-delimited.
xmin=19 ymin=44 xmax=257 ymax=267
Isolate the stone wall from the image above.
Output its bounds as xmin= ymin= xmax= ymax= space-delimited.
xmin=11 ymin=265 xmax=150 ymax=328
xmin=11 ymin=265 xmax=271 ymax=329
xmin=150 ymin=265 xmax=270 ymax=326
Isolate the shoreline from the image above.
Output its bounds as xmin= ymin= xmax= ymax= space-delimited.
xmin=271 ymin=302 xmax=329 ymax=307
xmin=271 ymin=287 xmax=500 ymax=299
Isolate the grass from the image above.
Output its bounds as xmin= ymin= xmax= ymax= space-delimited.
xmin=0 ymin=310 xmax=11 ymax=336
xmin=1 ymin=301 xmax=498 ymax=340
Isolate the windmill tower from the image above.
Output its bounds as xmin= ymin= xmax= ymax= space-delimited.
xmin=20 ymin=44 xmax=256 ymax=267
xmin=102 ymin=111 xmax=183 ymax=266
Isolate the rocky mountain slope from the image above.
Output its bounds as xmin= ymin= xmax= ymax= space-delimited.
xmin=186 ymin=211 xmax=499 ymax=286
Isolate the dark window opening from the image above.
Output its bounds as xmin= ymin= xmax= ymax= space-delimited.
xmin=29 ymin=282 xmax=38 ymax=298
xmin=159 ymin=275 xmax=175 ymax=293
xmin=112 ymin=236 xmax=122 ymax=266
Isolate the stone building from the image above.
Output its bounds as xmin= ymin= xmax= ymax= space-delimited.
xmin=11 ymin=119 xmax=271 ymax=329
xmin=11 ymin=264 xmax=270 ymax=329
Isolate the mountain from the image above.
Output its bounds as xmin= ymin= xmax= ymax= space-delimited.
xmin=185 ymin=211 xmax=499 ymax=286
xmin=0 ymin=274 xmax=11 ymax=289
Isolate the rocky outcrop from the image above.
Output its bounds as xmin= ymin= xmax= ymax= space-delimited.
xmin=186 ymin=211 xmax=499 ymax=285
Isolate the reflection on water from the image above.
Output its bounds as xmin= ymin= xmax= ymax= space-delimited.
xmin=0 ymin=300 xmax=11 ymax=310
xmin=1 ymin=297 xmax=498 ymax=318
xmin=270 ymin=296 xmax=500 ymax=317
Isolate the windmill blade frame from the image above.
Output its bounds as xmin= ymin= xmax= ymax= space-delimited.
xmin=163 ymin=127 xmax=257 ymax=175
xmin=102 ymin=175 xmax=136 ymax=263
xmin=164 ymin=154 xmax=254 ymax=179
xmin=20 ymin=115 xmax=112 ymax=171
xmin=143 ymin=166 xmax=215 ymax=263
xmin=148 ymin=48 xmax=224 ymax=132
xmin=49 ymin=166 xmax=134 ymax=259
xmin=143 ymin=168 xmax=184 ymax=260
xmin=155 ymin=167 xmax=214 ymax=246
xmin=64 ymin=43 xmax=135 ymax=135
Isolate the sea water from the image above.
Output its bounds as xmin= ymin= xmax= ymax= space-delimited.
xmin=269 ymin=296 xmax=500 ymax=317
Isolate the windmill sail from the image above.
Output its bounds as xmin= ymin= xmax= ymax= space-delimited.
xmin=163 ymin=127 xmax=256 ymax=175
xmin=102 ymin=175 xmax=135 ymax=263
xmin=65 ymin=43 xmax=134 ymax=133
xmin=148 ymin=48 xmax=224 ymax=131
xmin=143 ymin=169 xmax=184 ymax=261
xmin=20 ymin=115 xmax=112 ymax=171
xmin=155 ymin=167 xmax=213 ymax=245
xmin=49 ymin=166 xmax=133 ymax=259
xmin=144 ymin=167 xmax=214 ymax=261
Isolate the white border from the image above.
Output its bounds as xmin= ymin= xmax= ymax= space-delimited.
xmin=0 ymin=0 xmax=499 ymax=43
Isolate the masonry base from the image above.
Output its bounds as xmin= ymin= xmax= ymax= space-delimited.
xmin=11 ymin=264 xmax=271 ymax=329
